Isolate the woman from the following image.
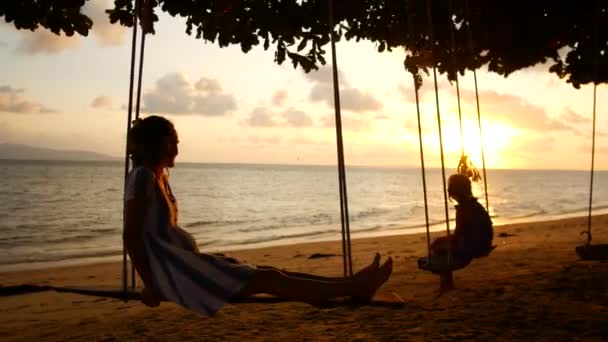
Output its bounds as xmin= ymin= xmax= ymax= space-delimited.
xmin=124 ymin=115 xmax=393 ymax=315
xmin=430 ymin=174 xmax=494 ymax=260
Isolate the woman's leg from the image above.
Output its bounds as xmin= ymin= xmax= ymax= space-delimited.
xmin=237 ymin=258 xmax=393 ymax=306
xmin=256 ymin=253 xmax=381 ymax=282
xmin=430 ymin=236 xmax=448 ymax=253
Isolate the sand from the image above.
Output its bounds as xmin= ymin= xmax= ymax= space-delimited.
xmin=1 ymin=215 xmax=607 ymax=341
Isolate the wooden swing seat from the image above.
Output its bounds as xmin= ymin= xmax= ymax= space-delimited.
xmin=575 ymin=244 xmax=608 ymax=261
xmin=417 ymin=245 xmax=497 ymax=274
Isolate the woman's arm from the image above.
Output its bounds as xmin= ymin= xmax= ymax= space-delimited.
xmin=123 ymin=197 xmax=156 ymax=288
xmin=452 ymin=206 xmax=465 ymax=240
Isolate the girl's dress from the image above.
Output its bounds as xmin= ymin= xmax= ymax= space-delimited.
xmin=125 ymin=166 xmax=256 ymax=315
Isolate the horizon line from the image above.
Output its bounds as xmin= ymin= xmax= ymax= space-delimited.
xmin=1 ymin=158 xmax=607 ymax=172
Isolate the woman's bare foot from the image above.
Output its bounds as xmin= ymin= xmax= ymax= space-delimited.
xmin=354 ymin=253 xmax=381 ymax=277
xmin=352 ymin=257 xmax=393 ymax=302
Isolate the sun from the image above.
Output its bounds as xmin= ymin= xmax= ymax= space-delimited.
xmin=441 ymin=119 xmax=520 ymax=169
xmin=404 ymin=117 xmax=520 ymax=169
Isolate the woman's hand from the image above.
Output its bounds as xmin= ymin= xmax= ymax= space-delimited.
xmin=141 ymin=287 xmax=161 ymax=307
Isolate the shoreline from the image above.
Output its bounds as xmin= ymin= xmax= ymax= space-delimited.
xmin=1 ymin=213 xmax=606 ymax=278
xmin=3 ymin=211 xmax=608 ymax=273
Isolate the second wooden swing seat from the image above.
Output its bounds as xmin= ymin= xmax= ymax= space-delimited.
xmin=417 ymin=245 xmax=496 ymax=275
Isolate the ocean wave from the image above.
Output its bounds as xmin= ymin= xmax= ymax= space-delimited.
xmin=89 ymin=227 xmax=119 ymax=234
xmin=0 ymin=249 xmax=123 ymax=266
xmin=502 ymin=210 xmax=549 ymax=220
xmin=353 ymin=207 xmax=392 ymax=220
xmin=236 ymin=214 xmax=334 ymax=233
xmin=14 ymin=222 xmax=57 ymax=230
xmin=43 ymin=234 xmax=98 ymax=244
xmin=221 ymin=229 xmax=338 ymax=246
xmin=236 ymin=224 xmax=284 ymax=234
xmin=184 ymin=219 xmax=252 ymax=228
xmin=351 ymin=225 xmax=383 ymax=234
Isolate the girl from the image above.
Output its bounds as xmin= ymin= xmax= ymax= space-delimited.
xmin=123 ymin=115 xmax=393 ymax=315
xmin=430 ymin=173 xmax=494 ymax=263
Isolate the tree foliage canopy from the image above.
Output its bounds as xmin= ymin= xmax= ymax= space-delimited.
xmin=2 ymin=0 xmax=607 ymax=88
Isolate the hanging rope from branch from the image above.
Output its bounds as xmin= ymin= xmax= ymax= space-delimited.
xmin=122 ymin=0 xmax=151 ymax=297
xmin=465 ymin=0 xmax=489 ymax=209
xmin=328 ymin=0 xmax=353 ymax=277
xmin=447 ymin=0 xmax=482 ymax=184
xmin=426 ymin=0 xmax=452 ymax=260
xmin=405 ymin=0 xmax=432 ymax=259
xmin=122 ymin=0 xmax=141 ymax=299
xmin=584 ymin=0 xmax=600 ymax=245
xmin=447 ymin=0 xmax=464 ymax=156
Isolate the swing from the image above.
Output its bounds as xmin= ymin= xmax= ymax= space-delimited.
xmin=576 ymin=0 xmax=608 ymax=261
xmin=409 ymin=0 xmax=495 ymax=280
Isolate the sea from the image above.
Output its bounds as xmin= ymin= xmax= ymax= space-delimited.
xmin=2 ymin=159 xmax=608 ymax=272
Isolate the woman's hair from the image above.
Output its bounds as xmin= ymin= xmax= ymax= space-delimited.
xmin=127 ymin=115 xmax=176 ymax=166
xmin=447 ymin=173 xmax=473 ymax=202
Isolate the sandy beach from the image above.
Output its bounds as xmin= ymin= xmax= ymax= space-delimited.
xmin=1 ymin=215 xmax=607 ymax=341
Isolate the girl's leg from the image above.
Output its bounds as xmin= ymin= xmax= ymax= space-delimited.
xmin=256 ymin=253 xmax=381 ymax=282
xmin=237 ymin=258 xmax=393 ymax=306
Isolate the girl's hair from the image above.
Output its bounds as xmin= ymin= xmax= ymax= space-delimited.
xmin=127 ymin=115 xmax=176 ymax=166
xmin=447 ymin=173 xmax=473 ymax=202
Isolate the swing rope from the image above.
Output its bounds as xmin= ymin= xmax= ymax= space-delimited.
xmin=465 ymin=0 xmax=489 ymax=210
xmin=122 ymin=0 xmax=141 ymax=298
xmin=585 ymin=0 xmax=600 ymax=245
xmin=447 ymin=0 xmax=465 ymax=157
xmin=328 ymin=0 xmax=353 ymax=277
xmin=405 ymin=0 xmax=432 ymax=259
xmin=130 ymin=4 xmax=149 ymax=290
xmin=134 ymin=32 xmax=147 ymax=122
xmin=122 ymin=0 xmax=150 ymax=296
xmin=426 ymin=0 xmax=453 ymax=261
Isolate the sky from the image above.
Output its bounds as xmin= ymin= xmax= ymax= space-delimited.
xmin=0 ymin=1 xmax=607 ymax=170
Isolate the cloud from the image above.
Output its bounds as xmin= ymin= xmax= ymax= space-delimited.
xmin=91 ymin=96 xmax=113 ymax=109
xmin=321 ymin=112 xmax=369 ymax=131
xmin=577 ymin=144 xmax=608 ymax=155
xmin=243 ymin=107 xmax=278 ymax=127
xmin=560 ymin=107 xmax=591 ymax=125
xmin=289 ymin=136 xmax=328 ymax=145
xmin=248 ymin=135 xmax=281 ymax=144
xmin=374 ymin=114 xmax=391 ymax=120
xmin=0 ymin=85 xmax=55 ymax=113
xmin=272 ymin=90 xmax=288 ymax=106
xmin=397 ymin=84 xmax=415 ymax=97
xmin=13 ymin=0 xmax=125 ymax=54
xmin=242 ymin=107 xmax=313 ymax=127
xmin=510 ymin=137 xmax=557 ymax=163
xmin=142 ymin=72 xmax=237 ymax=116
xmin=305 ymin=66 xmax=347 ymax=85
xmin=417 ymin=79 xmax=453 ymax=98
xmin=17 ymin=30 xmax=81 ymax=55
xmin=310 ymin=85 xmax=382 ymax=112
xmin=195 ymin=78 xmax=222 ymax=94
xmin=306 ymin=66 xmax=383 ymax=113
xmin=84 ymin=0 xmax=127 ymax=46
xmin=283 ymin=108 xmax=313 ymax=127
xmin=460 ymin=89 xmax=574 ymax=132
